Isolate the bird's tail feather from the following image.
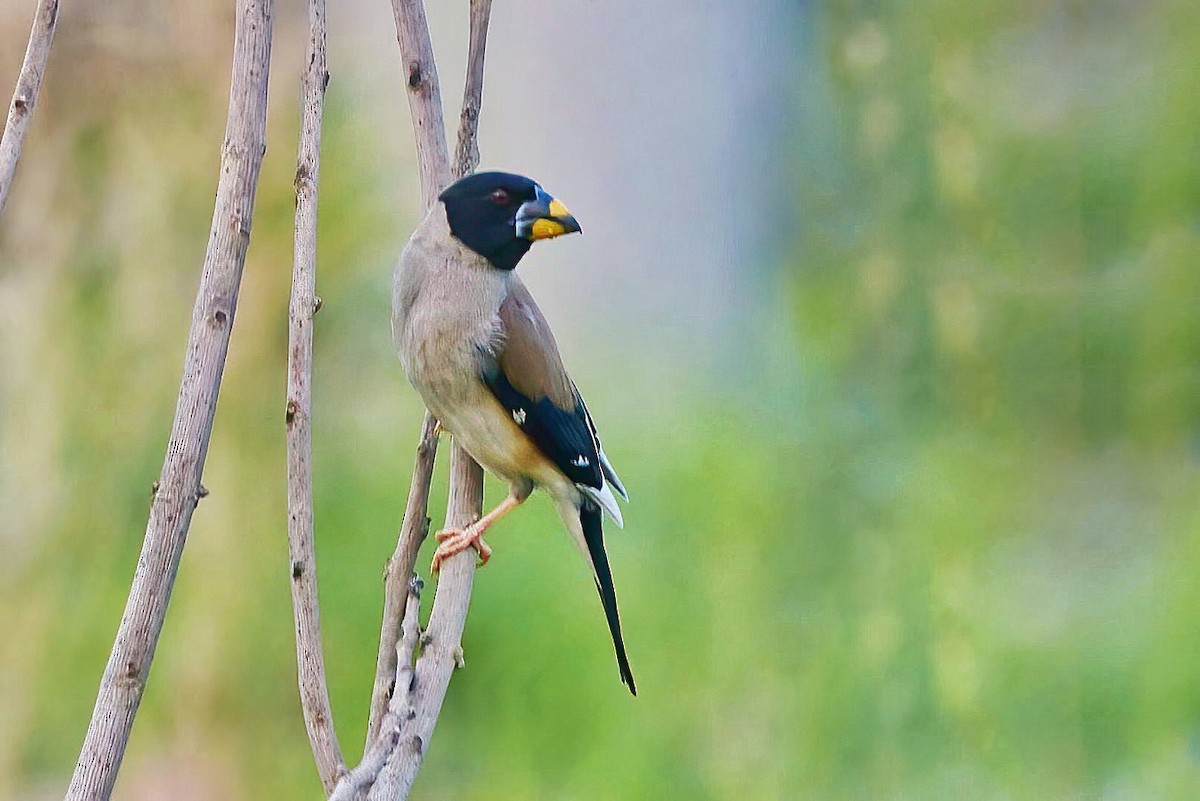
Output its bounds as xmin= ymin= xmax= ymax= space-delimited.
xmin=580 ymin=481 xmax=624 ymax=528
xmin=580 ymin=502 xmax=636 ymax=695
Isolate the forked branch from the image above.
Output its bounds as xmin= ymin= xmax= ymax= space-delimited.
xmin=352 ymin=0 xmax=493 ymax=797
xmin=366 ymin=448 xmax=483 ymax=799
xmin=330 ymin=578 xmax=425 ymax=801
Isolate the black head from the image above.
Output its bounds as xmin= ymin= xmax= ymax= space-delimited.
xmin=439 ymin=171 xmax=581 ymax=271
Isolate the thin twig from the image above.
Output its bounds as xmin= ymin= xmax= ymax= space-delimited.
xmin=65 ymin=1 xmax=276 ymax=798
xmin=452 ymin=0 xmax=493 ymax=180
xmin=0 ymin=0 xmax=59 ymax=217
xmin=287 ymin=0 xmax=344 ymax=793
xmin=388 ymin=0 xmax=451 ymax=208
xmin=366 ymin=412 xmax=439 ymax=745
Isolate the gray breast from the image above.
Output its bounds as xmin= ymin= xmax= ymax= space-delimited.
xmin=391 ymin=205 xmax=510 ymax=399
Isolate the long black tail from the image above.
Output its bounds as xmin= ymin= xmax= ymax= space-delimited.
xmin=580 ymin=501 xmax=636 ymax=695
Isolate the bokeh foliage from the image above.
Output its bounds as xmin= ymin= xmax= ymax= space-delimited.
xmin=2 ymin=1 xmax=1199 ymax=799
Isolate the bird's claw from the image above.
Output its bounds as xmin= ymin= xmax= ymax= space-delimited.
xmin=430 ymin=526 xmax=492 ymax=573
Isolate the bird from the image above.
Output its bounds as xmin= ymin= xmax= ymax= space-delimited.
xmin=391 ymin=170 xmax=635 ymax=695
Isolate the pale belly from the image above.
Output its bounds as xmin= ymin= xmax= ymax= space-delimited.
xmin=418 ymin=374 xmax=563 ymax=491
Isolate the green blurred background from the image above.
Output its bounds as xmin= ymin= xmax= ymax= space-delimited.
xmin=3 ymin=0 xmax=1200 ymax=798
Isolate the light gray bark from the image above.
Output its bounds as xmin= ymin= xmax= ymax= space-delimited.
xmin=331 ymin=578 xmax=424 ymax=801
xmin=452 ymin=0 xmax=492 ymax=180
xmin=366 ymin=413 xmax=439 ymax=745
xmin=0 ymin=0 xmax=59 ymax=217
xmin=287 ymin=0 xmax=345 ymax=794
xmin=65 ymin=1 xmax=275 ymax=798
xmin=388 ymin=0 xmax=451 ymax=211
xmin=367 ymin=448 xmax=482 ymax=800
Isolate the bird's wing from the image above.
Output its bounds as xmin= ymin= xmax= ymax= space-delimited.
xmin=486 ymin=281 xmax=635 ymax=694
xmin=479 ymin=281 xmax=622 ymax=503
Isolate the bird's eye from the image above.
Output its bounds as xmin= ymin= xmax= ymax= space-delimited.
xmin=490 ymin=188 xmax=510 ymax=205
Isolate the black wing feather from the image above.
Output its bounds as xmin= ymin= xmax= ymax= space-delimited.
xmin=480 ymin=358 xmax=603 ymax=489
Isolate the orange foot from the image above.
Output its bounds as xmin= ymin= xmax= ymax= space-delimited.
xmin=430 ymin=525 xmax=492 ymax=573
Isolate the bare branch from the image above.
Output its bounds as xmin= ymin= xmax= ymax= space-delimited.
xmin=389 ymin=0 xmax=451 ymax=208
xmin=65 ymin=1 xmax=276 ymax=798
xmin=0 ymin=0 xmax=59 ymax=217
xmin=366 ymin=412 xmax=439 ymax=745
xmin=452 ymin=0 xmax=493 ymax=179
xmin=286 ymin=0 xmax=345 ymax=793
